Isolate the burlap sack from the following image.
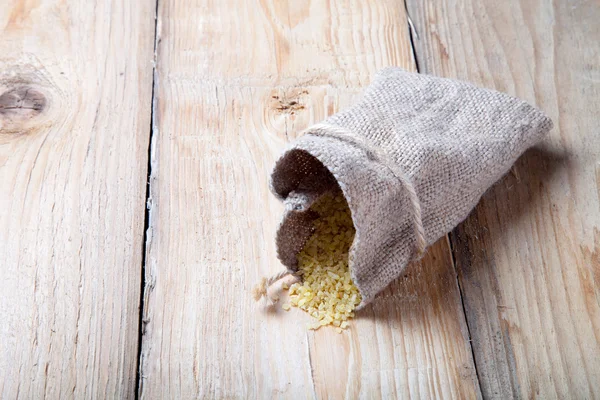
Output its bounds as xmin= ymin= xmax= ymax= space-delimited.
xmin=270 ymin=67 xmax=552 ymax=307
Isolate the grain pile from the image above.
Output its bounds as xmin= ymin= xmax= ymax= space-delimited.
xmin=282 ymin=192 xmax=361 ymax=332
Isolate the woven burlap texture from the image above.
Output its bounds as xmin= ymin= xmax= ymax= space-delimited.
xmin=270 ymin=67 xmax=553 ymax=307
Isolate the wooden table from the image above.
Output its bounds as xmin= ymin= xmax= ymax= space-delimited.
xmin=1 ymin=0 xmax=598 ymax=398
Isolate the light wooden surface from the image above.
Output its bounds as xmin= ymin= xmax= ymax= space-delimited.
xmin=407 ymin=0 xmax=600 ymax=398
xmin=138 ymin=0 xmax=479 ymax=398
xmin=0 ymin=1 xmax=155 ymax=398
xmin=3 ymin=0 xmax=599 ymax=398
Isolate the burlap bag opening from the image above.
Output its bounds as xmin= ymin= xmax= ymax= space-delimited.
xmin=270 ymin=68 xmax=553 ymax=307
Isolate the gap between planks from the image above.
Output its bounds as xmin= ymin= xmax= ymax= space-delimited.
xmin=136 ymin=0 xmax=161 ymax=398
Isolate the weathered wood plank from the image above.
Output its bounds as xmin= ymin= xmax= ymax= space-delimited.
xmin=0 ymin=1 xmax=155 ymax=398
xmin=407 ymin=0 xmax=600 ymax=398
xmin=140 ymin=0 xmax=480 ymax=398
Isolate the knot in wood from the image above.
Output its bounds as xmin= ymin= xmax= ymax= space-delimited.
xmin=0 ymin=86 xmax=47 ymax=118
xmin=270 ymin=89 xmax=309 ymax=116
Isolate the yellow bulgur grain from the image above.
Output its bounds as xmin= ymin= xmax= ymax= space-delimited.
xmin=298 ymin=298 xmax=308 ymax=307
xmin=284 ymin=192 xmax=362 ymax=330
xmin=282 ymin=303 xmax=291 ymax=311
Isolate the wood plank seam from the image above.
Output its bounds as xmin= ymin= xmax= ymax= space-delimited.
xmin=446 ymin=234 xmax=485 ymax=394
xmin=136 ymin=0 xmax=162 ymax=398
xmin=402 ymin=0 xmax=422 ymax=73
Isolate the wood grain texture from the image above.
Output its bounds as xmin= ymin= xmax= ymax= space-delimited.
xmin=407 ymin=0 xmax=600 ymax=398
xmin=0 ymin=1 xmax=155 ymax=398
xmin=139 ymin=0 xmax=480 ymax=398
